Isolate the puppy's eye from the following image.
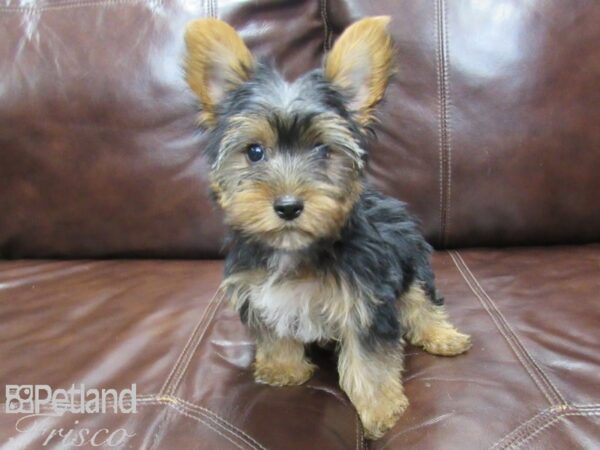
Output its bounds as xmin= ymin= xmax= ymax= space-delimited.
xmin=246 ymin=144 xmax=265 ymax=163
xmin=313 ymin=144 xmax=330 ymax=159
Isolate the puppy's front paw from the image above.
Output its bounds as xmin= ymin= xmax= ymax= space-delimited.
xmin=253 ymin=359 xmax=316 ymax=386
xmin=422 ymin=328 xmax=472 ymax=356
xmin=357 ymin=391 xmax=409 ymax=440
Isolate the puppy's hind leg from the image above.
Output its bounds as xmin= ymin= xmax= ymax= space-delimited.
xmin=399 ymin=283 xmax=471 ymax=356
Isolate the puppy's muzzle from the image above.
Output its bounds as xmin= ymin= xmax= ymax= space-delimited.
xmin=274 ymin=196 xmax=304 ymax=221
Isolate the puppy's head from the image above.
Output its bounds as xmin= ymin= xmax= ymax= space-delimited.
xmin=184 ymin=17 xmax=394 ymax=250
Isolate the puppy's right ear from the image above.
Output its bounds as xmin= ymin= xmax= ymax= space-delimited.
xmin=324 ymin=16 xmax=393 ymax=126
xmin=184 ymin=19 xmax=254 ymax=127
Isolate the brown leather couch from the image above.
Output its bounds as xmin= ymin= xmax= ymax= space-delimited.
xmin=1 ymin=1 xmax=599 ymax=448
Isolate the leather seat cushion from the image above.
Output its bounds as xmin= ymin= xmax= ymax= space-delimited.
xmin=1 ymin=246 xmax=598 ymax=448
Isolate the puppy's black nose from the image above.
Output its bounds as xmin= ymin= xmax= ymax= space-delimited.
xmin=274 ymin=196 xmax=304 ymax=221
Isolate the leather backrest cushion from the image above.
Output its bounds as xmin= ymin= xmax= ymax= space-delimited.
xmin=1 ymin=0 xmax=599 ymax=257
xmin=0 ymin=0 xmax=324 ymax=258
xmin=328 ymin=0 xmax=600 ymax=248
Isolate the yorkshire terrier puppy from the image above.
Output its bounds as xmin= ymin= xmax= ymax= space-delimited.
xmin=184 ymin=16 xmax=471 ymax=439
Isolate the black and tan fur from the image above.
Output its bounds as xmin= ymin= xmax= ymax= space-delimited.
xmin=184 ymin=17 xmax=471 ymax=439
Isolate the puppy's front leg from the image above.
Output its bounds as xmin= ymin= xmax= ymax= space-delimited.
xmin=338 ymin=331 xmax=408 ymax=440
xmin=253 ymin=331 xmax=316 ymax=386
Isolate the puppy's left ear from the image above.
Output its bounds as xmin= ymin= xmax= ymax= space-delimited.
xmin=184 ymin=19 xmax=255 ymax=127
xmin=324 ymin=16 xmax=394 ymax=126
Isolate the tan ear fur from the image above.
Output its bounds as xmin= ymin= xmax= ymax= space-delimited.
xmin=184 ymin=19 xmax=254 ymax=126
xmin=324 ymin=16 xmax=394 ymax=125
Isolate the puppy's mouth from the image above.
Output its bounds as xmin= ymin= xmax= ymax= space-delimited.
xmin=266 ymin=227 xmax=315 ymax=251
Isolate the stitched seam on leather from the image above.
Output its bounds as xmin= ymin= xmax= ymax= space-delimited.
xmin=0 ymin=0 xmax=152 ymax=12
xmin=462 ymin=257 xmax=567 ymax=404
xmin=508 ymin=416 xmax=564 ymax=450
xmin=443 ymin=0 xmax=452 ymax=246
xmin=163 ymin=289 xmax=224 ymax=395
xmin=173 ymin=397 xmax=268 ymax=450
xmin=162 ymin=396 xmax=263 ymax=450
xmin=504 ymin=409 xmax=600 ymax=450
xmin=167 ymin=290 xmax=225 ymax=395
xmin=159 ymin=288 xmax=223 ymax=395
xmin=490 ymin=406 xmax=558 ymax=449
xmin=434 ymin=0 xmax=443 ymax=246
xmin=168 ymin=404 xmax=257 ymax=450
xmin=448 ymin=251 xmax=558 ymax=405
xmin=158 ymin=316 xmax=203 ymax=395
xmin=12 ymin=397 xmax=271 ymax=450
xmin=320 ymin=0 xmax=331 ymax=52
xmin=167 ymin=402 xmax=251 ymax=450
xmin=450 ymin=251 xmax=562 ymax=404
xmin=166 ymin=290 xmax=224 ymax=394
xmin=451 ymin=251 xmax=567 ymax=405
xmin=51 ymin=394 xmax=267 ymax=449
xmin=440 ymin=0 xmax=452 ymax=246
xmin=435 ymin=0 xmax=451 ymax=247
xmin=72 ymin=394 xmax=265 ymax=449
xmin=490 ymin=405 xmax=600 ymax=450
xmin=356 ymin=412 xmax=365 ymax=449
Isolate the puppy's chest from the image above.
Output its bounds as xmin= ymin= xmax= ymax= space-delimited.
xmin=250 ymin=257 xmax=342 ymax=343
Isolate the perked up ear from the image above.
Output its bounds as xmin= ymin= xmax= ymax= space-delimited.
xmin=324 ymin=16 xmax=394 ymax=126
xmin=184 ymin=19 xmax=255 ymax=127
